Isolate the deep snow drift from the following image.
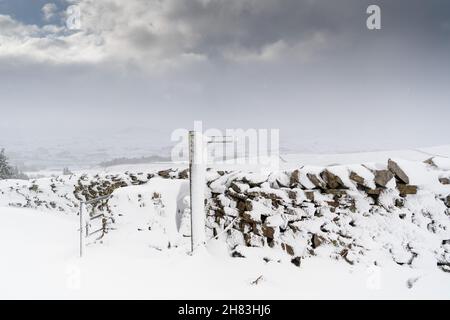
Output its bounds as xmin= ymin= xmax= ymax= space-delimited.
xmin=1 ymin=204 xmax=449 ymax=299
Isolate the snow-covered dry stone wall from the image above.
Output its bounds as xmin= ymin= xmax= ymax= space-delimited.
xmin=1 ymin=158 xmax=449 ymax=273
xmin=0 ymin=168 xmax=189 ymax=213
xmin=205 ymin=158 xmax=450 ymax=272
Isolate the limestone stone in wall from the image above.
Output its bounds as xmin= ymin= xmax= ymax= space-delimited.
xmin=374 ymin=170 xmax=394 ymax=188
xmin=388 ymin=159 xmax=410 ymax=184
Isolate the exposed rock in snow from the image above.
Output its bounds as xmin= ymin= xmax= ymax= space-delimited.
xmin=388 ymin=159 xmax=410 ymax=184
xmin=321 ymin=169 xmax=347 ymax=190
xmin=306 ymin=173 xmax=325 ymax=189
xmin=374 ymin=170 xmax=395 ymax=188
xmin=397 ymin=184 xmax=418 ymax=196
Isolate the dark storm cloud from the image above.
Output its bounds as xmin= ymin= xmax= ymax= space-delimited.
xmin=0 ymin=0 xmax=449 ymax=158
xmin=157 ymin=0 xmax=450 ymax=61
xmin=2 ymin=1 xmax=449 ymax=68
xmin=165 ymin=0 xmax=357 ymax=52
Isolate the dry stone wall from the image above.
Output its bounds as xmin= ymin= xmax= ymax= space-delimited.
xmin=1 ymin=157 xmax=449 ymax=272
xmin=205 ymin=158 xmax=450 ymax=271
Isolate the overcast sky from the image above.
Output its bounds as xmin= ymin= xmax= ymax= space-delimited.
xmin=0 ymin=0 xmax=449 ymax=155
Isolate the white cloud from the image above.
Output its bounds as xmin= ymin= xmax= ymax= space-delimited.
xmin=0 ymin=13 xmax=103 ymax=65
xmin=41 ymin=3 xmax=58 ymax=22
xmin=0 ymin=14 xmax=39 ymax=37
xmin=0 ymin=0 xmax=332 ymax=72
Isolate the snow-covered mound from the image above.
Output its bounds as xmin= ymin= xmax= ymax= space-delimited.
xmin=106 ymin=179 xmax=191 ymax=252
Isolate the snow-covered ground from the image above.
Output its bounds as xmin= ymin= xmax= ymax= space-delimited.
xmin=1 ymin=206 xmax=449 ymax=300
xmin=1 ymin=146 xmax=450 ymax=300
xmin=281 ymin=145 xmax=450 ymax=168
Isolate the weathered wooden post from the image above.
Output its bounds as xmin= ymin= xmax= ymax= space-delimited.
xmin=79 ymin=201 xmax=85 ymax=258
xmin=188 ymin=131 xmax=234 ymax=253
xmin=189 ymin=131 xmax=207 ymax=253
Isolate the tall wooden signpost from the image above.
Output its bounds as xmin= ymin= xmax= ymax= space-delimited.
xmin=189 ymin=131 xmax=232 ymax=253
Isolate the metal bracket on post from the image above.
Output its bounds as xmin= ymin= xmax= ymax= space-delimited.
xmin=207 ymin=136 xmax=234 ymax=144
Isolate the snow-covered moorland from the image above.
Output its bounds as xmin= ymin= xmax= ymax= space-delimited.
xmin=0 ymin=148 xmax=450 ymax=299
